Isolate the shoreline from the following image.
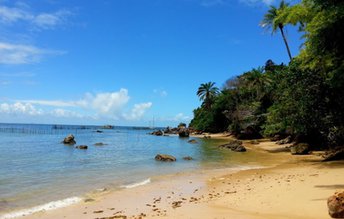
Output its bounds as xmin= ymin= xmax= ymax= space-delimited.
xmin=3 ymin=134 xmax=344 ymax=219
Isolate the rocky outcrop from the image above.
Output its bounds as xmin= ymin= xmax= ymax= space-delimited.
xmin=328 ymin=191 xmax=344 ymax=218
xmin=178 ymin=128 xmax=190 ymax=138
xmin=323 ymin=148 xmax=344 ymax=162
xmin=290 ymin=143 xmax=310 ymax=155
xmin=62 ymin=134 xmax=76 ymax=145
xmin=151 ymin=130 xmax=163 ymax=136
xmin=237 ymin=126 xmax=262 ymax=140
xmin=188 ymin=139 xmax=198 ymax=144
xmin=276 ymin=136 xmax=292 ymax=145
xmin=183 ymin=156 xmax=193 ymax=160
xmin=155 ymin=154 xmax=176 ymax=162
xmin=219 ymin=140 xmax=247 ymax=152
xmin=76 ymin=145 xmax=88 ymax=149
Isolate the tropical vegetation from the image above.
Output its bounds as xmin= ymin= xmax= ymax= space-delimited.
xmin=190 ymin=0 xmax=344 ymax=149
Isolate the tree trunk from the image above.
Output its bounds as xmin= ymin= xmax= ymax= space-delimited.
xmin=279 ymin=26 xmax=292 ymax=61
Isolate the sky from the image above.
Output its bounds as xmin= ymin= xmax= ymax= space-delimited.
xmin=0 ymin=0 xmax=303 ymax=127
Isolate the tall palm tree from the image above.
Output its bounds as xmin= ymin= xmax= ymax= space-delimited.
xmin=197 ymin=82 xmax=219 ymax=109
xmin=261 ymin=0 xmax=292 ymax=61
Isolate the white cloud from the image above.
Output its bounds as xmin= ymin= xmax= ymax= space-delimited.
xmin=0 ymin=5 xmax=71 ymax=29
xmin=2 ymin=89 xmax=153 ymax=122
xmin=0 ymin=42 xmax=64 ymax=64
xmin=86 ymin=89 xmax=130 ymax=115
xmin=124 ymin=102 xmax=152 ymax=120
xmin=153 ymin=89 xmax=168 ymax=97
xmin=0 ymin=102 xmax=43 ymax=115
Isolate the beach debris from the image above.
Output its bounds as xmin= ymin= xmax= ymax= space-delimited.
xmin=94 ymin=142 xmax=107 ymax=146
xmin=150 ymin=130 xmax=164 ymax=136
xmin=276 ymin=136 xmax=292 ymax=145
xmin=323 ymin=148 xmax=344 ymax=162
xmin=183 ymin=156 xmax=193 ymax=160
xmin=328 ymin=191 xmax=344 ymax=218
xmin=290 ymin=143 xmax=310 ymax=155
xmin=178 ymin=128 xmax=190 ymax=138
xmin=155 ymin=154 xmax=176 ymax=162
xmin=93 ymin=210 xmax=104 ymax=213
xmin=172 ymin=201 xmax=182 ymax=208
xmin=188 ymin=139 xmax=198 ymax=144
xmin=62 ymin=134 xmax=76 ymax=145
xmin=219 ymin=140 xmax=246 ymax=152
xmin=76 ymin=145 xmax=88 ymax=150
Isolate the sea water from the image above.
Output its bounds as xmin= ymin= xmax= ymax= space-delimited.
xmin=0 ymin=123 xmax=259 ymax=218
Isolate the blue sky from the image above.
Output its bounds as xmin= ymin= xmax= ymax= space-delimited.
xmin=0 ymin=0 xmax=302 ymax=127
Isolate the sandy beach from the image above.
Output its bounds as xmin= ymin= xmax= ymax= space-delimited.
xmin=14 ymin=135 xmax=344 ymax=219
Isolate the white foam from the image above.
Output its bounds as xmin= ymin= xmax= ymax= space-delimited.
xmin=120 ymin=178 xmax=151 ymax=189
xmin=0 ymin=197 xmax=82 ymax=219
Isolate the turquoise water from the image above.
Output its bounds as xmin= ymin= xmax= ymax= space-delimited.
xmin=0 ymin=123 xmax=256 ymax=216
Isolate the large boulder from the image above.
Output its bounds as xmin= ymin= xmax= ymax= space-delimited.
xmin=219 ymin=140 xmax=246 ymax=152
xmin=178 ymin=128 xmax=190 ymax=138
xmin=323 ymin=148 xmax=344 ymax=162
xmin=328 ymin=191 xmax=344 ymax=218
xmin=155 ymin=154 xmax=176 ymax=162
xmin=237 ymin=126 xmax=262 ymax=140
xmin=290 ymin=143 xmax=310 ymax=155
xmin=63 ymin=134 xmax=76 ymax=145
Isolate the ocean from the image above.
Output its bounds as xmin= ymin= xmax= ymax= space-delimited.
xmin=0 ymin=123 xmax=260 ymax=218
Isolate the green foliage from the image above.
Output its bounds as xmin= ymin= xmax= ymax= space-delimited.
xmin=190 ymin=0 xmax=344 ymax=148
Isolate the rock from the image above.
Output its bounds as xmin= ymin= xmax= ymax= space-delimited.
xmin=183 ymin=156 xmax=193 ymax=160
xmin=219 ymin=140 xmax=246 ymax=152
xmin=271 ymin=134 xmax=282 ymax=141
xmin=203 ymin=135 xmax=211 ymax=139
xmin=94 ymin=142 xmax=107 ymax=146
xmin=62 ymin=134 xmax=76 ymax=145
xmin=151 ymin=130 xmax=163 ymax=136
xmin=276 ymin=136 xmax=292 ymax=145
xmin=96 ymin=130 xmax=103 ymax=133
xmin=155 ymin=154 xmax=176 ymax=162
xmin=328 ymin=191 xmax=344 ymax=218
xmin=249 ymin=140 xmax=260 ymax=145
xmin=76 ymin=145 xmax=88 ymax=149
xmin=178 ymin=128 xmax=190 ymax=138
xmin=237 ymin=126 xmax=262 ymax=140
xmin=188 ymin=139 xmax=198 ymax=144
xmin=323 ymin=148 xmax=344 ymax=162
xmin=290 ymin=143 xmax=310 ymax=155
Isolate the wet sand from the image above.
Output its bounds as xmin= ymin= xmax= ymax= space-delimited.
xmin=16 ymin=138 xmax=344 ymax=219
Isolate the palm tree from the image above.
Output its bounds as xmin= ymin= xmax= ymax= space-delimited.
xmin=197 ymin=82 xmax=219 ymax=109
xmin=261 ymin=0 xmax=292 ymax=61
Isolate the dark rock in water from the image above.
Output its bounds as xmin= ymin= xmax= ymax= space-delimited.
xmin=323 ymin=148 xmax=344 ymax=162
xmin=276 ymin=136 xmax=292 ymax=145
xmin=151 ymin=130 xmax=163 ymax=136
xmin=290 ymin=143 xmax=310 ymax=155
xmin=219 ymin=140 xmax=246 ymax=152
xmin=188 ymin=139 xmax=198 ymax=144
xmin=63 ymin=134 xmax=76 ymax=145
xmin=96 ymin=130 xmax=103 ymax=133
xmin=178 ymin=128 xmax=190 ymax=138
xmin=155 ymin=154 xmax=176 ymax=162
xmin=183 ymin=156 xmax=193 ymax=160
xmin=328 ymin=191 xmax=344 ymax=218
xmin=94 ymin=142 xmax=107 ymax=146
xmin=203 ymin=135 xmax=211 ymax=139
xmin=76 ymin=145 xmax=88 ymax=150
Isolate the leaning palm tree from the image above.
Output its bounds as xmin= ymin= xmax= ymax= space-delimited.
xmin=197 ymin=82 xmax=219 ymax=109
xmin=261 ymin=0 xmax=292 ymax=61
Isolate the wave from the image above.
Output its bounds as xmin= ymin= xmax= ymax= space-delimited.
xmin=120 ymin=178 xmax=151 ymax=189
xmin=0 ymin=197 xmax=82 ymax=219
